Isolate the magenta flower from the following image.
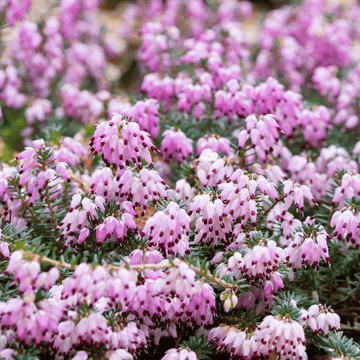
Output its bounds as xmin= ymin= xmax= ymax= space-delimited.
xmin=90 ymin=114 xmax=157 ymax=169
xmin=161 ymin=128 xmax=193 ymax=163
xmin=285 ymin=223 xmax=330 ymax=271
xmin=197 ymin=134 xmax=233 ymax=156
xmin=301 ymin=304 xmax=340 ymax=335
xmin=255 ymin=314 xmax=307 ymax=360
xmin=189 ymin=192 xmax=232 ymax=247
xmin=192 ymin=149 xmax=235 ymax=187
xmin=141 ymin=201 xmax=190 ymax=256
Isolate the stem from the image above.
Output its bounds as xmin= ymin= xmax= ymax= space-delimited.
xmin=16 ymin=188 xmax=42 ymax=223
xmin=68 ymin=168 xmax=91 ymax=193
xmin=44 ymin=182 xmax=58 ymax=227
xmin=175 ymin=326 xmax=186 ymax=348
xmin=63 ymin=182 xmax=69 ymax=208
xmin=257 ymin=193 xmax=285 ymax=223
xmin=21 ymin=251 xmax=237 ymax=289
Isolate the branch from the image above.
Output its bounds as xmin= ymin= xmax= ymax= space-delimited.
xmin=44 ymin=182 xmax=58 ymax=228
xmin=21 ymin=251 xmax=237 ymax=289
xmin=16 ymin=188 xmax=42 ymax=223
xmin=258 ymin=193 xmax=285 ymax=223
xmin=67 ymin=168 xmax=91 ymax=193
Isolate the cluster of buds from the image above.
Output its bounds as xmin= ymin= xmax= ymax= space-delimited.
xmin=317 ymin=146 xmax=358 ymax=178
xmin=214 ymin=80 xmax=247 ymax=123
xmin=331 ymin=206 xmax=360 ymax=247
xmin=119 ymin=167 xmax=168 ymax=214
xmin=231 ymin=238 xmax=285 ymax=282
xmin=141 ymin=74 xmax=175 ymax=109
xmin=0 ymin=164 xmax=25 ymax=229
xmin=61 ymin=84 xmax=104 ymax=124
xmin=162 ymin=348 xmax=198 ymax=360
xmin=90 ymin=167 xmax=121 ymax=201
xmin=0 ymin=295 xmax=63 ymax=348
xmin=331 ymin=172 xmax=360 ymax=209
xmin=89 ymin=114 xmax=157 ymax=169
xmin=161 ymin=128 xmax=194 ymax=163
xmin=94 ymin=207 xmax=137 ymax=247
xmin=176 ymin=81 xmax=210 ymax=120
xmin=282 ymin=180 xmax=317 ymax=215
xmin=152 ymin=259 xmax=216 ymax=325
xmin=108 ymin=98 xmax=160 ymax=139
xmin=141 ymin=201 xmax=190 ymax=256
xmin=64 ymin=42 xmax=107 ymax=88
xmin=208 ymin=326 xmax=259 ymax=360
xmin=53 ymin=135 xmax=87 ymax=167
xmin=196 ymin=134 xmax=234 ymax=156
xmin=287 ymin=155 xmax=323 ymax=196
xmin=218 ymin=170 xmax=278 ymax=226
xmin=0 ymin=64 xmax=26 ymax=109
xmin=16 ymin=139 xmax=68 ymax=204
xmin=137 ymin=22 xmax=175 ymax=73
xmin=57 ymin=194 xmax=104 ymax=248
xmin=312 ymin=66 xmax=340 ymax=101
xmin=172 ymin=179 xmax=194 ymax=206
xmin=189 ymin=192 xmax=232 ymax=247
xmin=25 ymin=98 xmax=52 ymax=125
xmin=11 ymin=18 xmax=64 ymax=98
xmin=254 ymin=314 xmax=307 ymax=360
xmin=266 ymin=202 xmax=302 ymax=244
xmin=285 ymin=219 xmax=330 ymax=271
xmin=191 ymin=149 xmax=235 ymax=187
xmin=238 ymin=272 xmax=284 ymax=314
xmin=298 ymin=106 xmax=331 ymax=148
xmin=5 ymin=251 xmax=59 ymax=295
xmin=91 ymin=166 xmax=168 ymax=214
xmin=1 ymin=0 xmax=31 ymax=27
xmin=128 ymin=99 xmax=160 ymax=138
xmin=58 ymin=0 xmax=102 ymax=42
xmin=238 ymin=114 xmax=281 ymax=162
xmin=301 ymin=304 xmax=340 ymax=335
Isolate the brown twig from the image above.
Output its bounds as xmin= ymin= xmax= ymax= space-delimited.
xmin=67 ymin=168 xmax=91 ymax=193
xmin=21 ymin=251 xmax=237 ymax=290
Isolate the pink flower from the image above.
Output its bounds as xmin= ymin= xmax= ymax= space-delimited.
xmin=89 ymin=114 xmax=157 ymax=169
xmin=285 ymin=224 xmax=331 ymax=271
xmin=142 ymin=201 xmax=190 ymax=256
xmin=302 ymin=304 xmax=340 ymax=335
xmin=162 ymin=348 xmax=197 ymax=360
xmin=197 ymin=134 xmax=233 ymax=156
xmin=161 ymin=128 xmax=193 ymax=163
xmin=0 ymin=241 xmax=10 ymax=259
xmin=255 ymin=314 xmax=307 ymax=360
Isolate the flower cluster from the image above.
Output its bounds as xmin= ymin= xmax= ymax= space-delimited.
xmin=255 ymin=314 xmax=307 ymax=360
xmin=301 ymin=304 xmax=340 ymax=335
xmin=141 ymin=201 xmax=190 ymax=256
xmin=208 ymin=326 xmax=259 ymax=360
xmin=90 ymin=114 xmax=157 ymax=169
xmin=189 ymin=191 xmax=232 ymax=247
xmin=161 ymin=128 xmax=193 ymax=163
xmin=285 ymin=220 xmax=330 ymax=272
xmin=237 ymin=114 xmax=281 ymax=161
xmin=1 ymin=0 xmax=359 ymax=358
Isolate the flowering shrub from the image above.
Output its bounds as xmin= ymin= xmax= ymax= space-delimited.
xmin=1 ymin=0 xmax=360 ymax=359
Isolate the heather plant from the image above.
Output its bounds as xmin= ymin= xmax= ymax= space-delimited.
xmin=1 ymin=0 xmax=360 ymax=359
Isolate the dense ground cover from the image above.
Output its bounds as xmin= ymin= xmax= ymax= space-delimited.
xmin=1 ymin=0 xmax=360 ymax=359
